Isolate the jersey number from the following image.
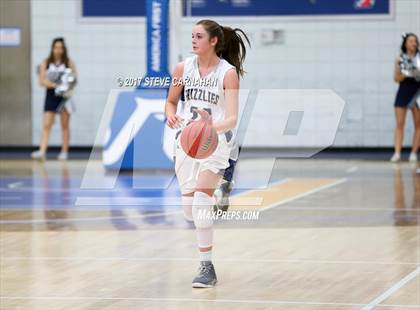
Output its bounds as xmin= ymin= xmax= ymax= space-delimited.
xmin=190 ymin=106 xmax=211 ymax=120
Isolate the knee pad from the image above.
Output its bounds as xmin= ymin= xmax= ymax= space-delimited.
xmin=192 ymin=191 xmax=214 ymax=229
xmin=182 ymin=196 xmax=193 ymax=222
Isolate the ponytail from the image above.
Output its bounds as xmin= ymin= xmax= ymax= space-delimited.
xmin=196 ymin=20 xmax=250 ymax=77
xmin=220 ymin=26 xmax=250 ymax=77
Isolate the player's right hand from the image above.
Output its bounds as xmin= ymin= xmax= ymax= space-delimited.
xmin=166 ymin=114 xmax=184 ymax=129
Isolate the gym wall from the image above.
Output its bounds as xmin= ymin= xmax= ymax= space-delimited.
xmin=0 ymin=0 xmax=32 ymax=146
xmin=29 ymin=0 xmax=419 ymax=148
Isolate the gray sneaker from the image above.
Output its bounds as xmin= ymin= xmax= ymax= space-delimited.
xmin=213 ymin=181 xmax=233 ymax=213
xmin=192 ymin=261 xmax=217 ymax=288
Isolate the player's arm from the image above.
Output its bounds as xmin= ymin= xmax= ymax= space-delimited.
xmin=39 ymin=60 xmax=56 ymax=89
xmin=213 ymin=68 xmax=239 ymax=134
xmin=165 ymin=62 xmax=184 ymax=129
xmin=394 ymin=56 xmax=405 ymax=82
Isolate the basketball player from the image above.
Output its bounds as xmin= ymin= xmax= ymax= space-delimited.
xmin=31 ymin=37 xmax=77 ymax=160
xmin=391 ymin=33 xmax=420 ymax=162
xmin=165 ymin=20 xmax=249 ymax=287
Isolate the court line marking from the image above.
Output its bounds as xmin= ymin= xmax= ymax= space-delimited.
xmin=71 ymin=178 xmax=289 ymax=207
xmin=6 ymin=181 xmax=24 ymax=188
xmin=0 ymin=178 xmax=347 ymax=223
xmin=0 ymin=296 xmax=419 ymax=308
xmin=1 ymin=256 xmax=417 ymax=266
xmin=0 ymin=196 xmax=22 ymax=201
xmin=1 ymin=206 xmax=418 ymax=212
xmin=0 ymin=187 xmax=180 ymax=192
xmin=346 ymin=166 xmax=358 ymax=173
xmin=259 ymin=178 xmax=347 ymax=212
xmin=0 ymin=204 xmax=414 ymax=213
xmin=0 ymin=210 xmax=183 ymax=224
xmin=74 ymin=196 xmax=264 ymax=206
xmin=360 ymin=265 xmax=420 ymax=310
xmin=0 ymin=177 xmax=287 ymax=193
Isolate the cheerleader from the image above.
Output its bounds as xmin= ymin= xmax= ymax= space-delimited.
xmin=391 ymin=33 xmax=420 ymax=162
xmin=31 ymin=37 xmax=77 ymax=160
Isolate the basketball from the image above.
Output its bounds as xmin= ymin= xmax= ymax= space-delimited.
xmin=180 ymin=110 xmax=218 ymax=159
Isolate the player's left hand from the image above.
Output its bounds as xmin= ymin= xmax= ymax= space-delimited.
xmin=196 ymin=109 xmax=212 ymax=124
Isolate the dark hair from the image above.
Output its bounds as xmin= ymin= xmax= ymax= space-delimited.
xmin=47 ymin=37 xmax=69 ymax=67
xmin=400 ymin=33 xmax=419 ymax=54
xmin=196 ymin=19 xmax=250 ymax=77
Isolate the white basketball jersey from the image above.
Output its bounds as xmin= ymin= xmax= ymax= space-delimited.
xmin=181 ymin=55 xmax=234 ymax=124
xmin=179 ymin=55 xmax=239 ymax=161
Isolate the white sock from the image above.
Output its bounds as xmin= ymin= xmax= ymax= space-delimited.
xmin=199 ymin=249 xmax=212 ymax=262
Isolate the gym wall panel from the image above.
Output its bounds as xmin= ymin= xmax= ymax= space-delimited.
xmin=0 ymin=0 xmax=32 ymax=146
xmin=29 ymin=0 xmax=419 ymax=148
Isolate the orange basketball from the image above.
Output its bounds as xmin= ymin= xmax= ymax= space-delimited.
xmin=180 ymin=118 xmax=218 ymax=159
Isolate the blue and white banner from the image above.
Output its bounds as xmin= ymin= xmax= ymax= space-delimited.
xmin=185 ymin=0 xmax=390 ymax=16
xmin=83 ymin=0 xmax=390 ymax=18
xmin=145 ymin=0 xmax=170 ymax=79
xmin=82 ymin=0 xmax=146 ymax=17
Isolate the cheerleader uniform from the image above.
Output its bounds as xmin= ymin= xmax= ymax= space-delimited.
xmin=44 ymin=62 xmax=67 ymax=112
xmin=395 ymin=52 xmax=420 ymax=108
